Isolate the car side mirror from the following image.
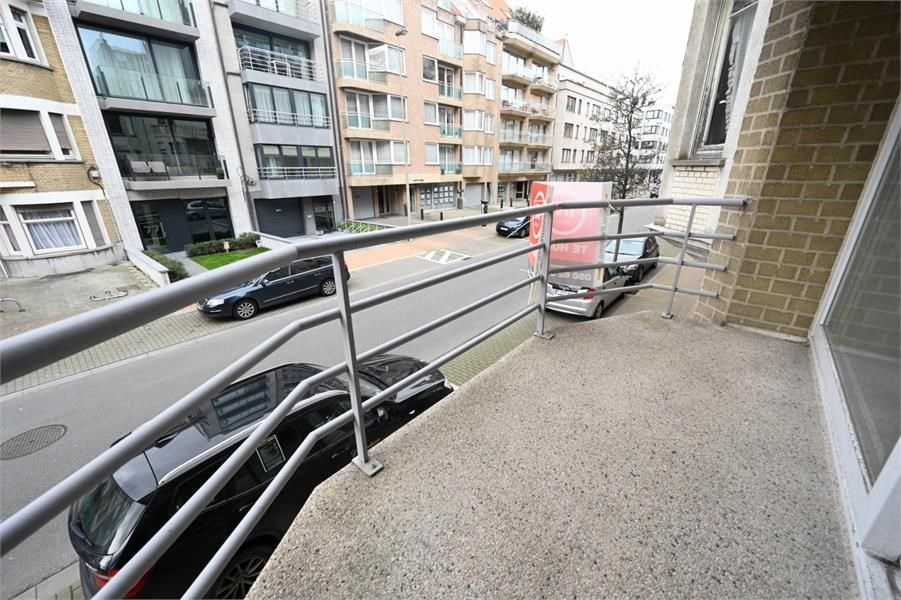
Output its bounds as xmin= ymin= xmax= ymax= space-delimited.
xmin=260 ymin=279 xmax=270 ymax=286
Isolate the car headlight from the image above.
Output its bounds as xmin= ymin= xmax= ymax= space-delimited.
xmin=622 ymin=264 xmax=639 ymax=272
xmin=206 ymin=298 xmax=225 ymax=307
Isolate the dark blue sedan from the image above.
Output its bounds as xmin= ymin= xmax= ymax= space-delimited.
xmin=197 ymin=256 xmax=348 ymax=320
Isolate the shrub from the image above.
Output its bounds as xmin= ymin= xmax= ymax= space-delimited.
xmin=185 ymin=232 xmax=259 ymax=257
xmin=145 ymin=250 xmax=189 ymax=282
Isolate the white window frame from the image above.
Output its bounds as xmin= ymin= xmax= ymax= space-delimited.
xmin=422 ymin=55 xmax=438 ymax=82
xmin=484 ymin=114 xmax=494 ymax=134
xmin=0 ymin=17 xmax=11 ymax=57
xmin=463 ymin=71 xmax=486 ymax=95
xmin=485 ymin=79 xmax=495 ymax=101
xmin=423 ymin=101 xmax=438 ymax=126
xmin=368 ymin=43 xmax=405 ymax=76
xmin=486 ymin=41 xmax=496 ymax=65
xmin=371 ymin=94 xmax=406 ymax=121
xmin=425 ymin=142 xmax=439 ymax=165
xmin=463 ymin=109 xmax=483 ymax=131
xmin=810 ymin=105 xmax=901 ymax=598
xmin=374 ymin=140 xmax=407 ymax=165
xmin=421 ymin=6 xmax=438 ymax=38
xmin=0 ymin=1 xmax=45 ymax=64
xmin=0 ymin=103 xmax=80 ymax=162
xmin=17 ymin=203 xmax=86 ymax=254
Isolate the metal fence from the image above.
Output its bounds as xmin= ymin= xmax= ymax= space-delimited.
xmin=257 ymin=166 xmax=336 ymax=180
xmin=238 ymin=46 xmax=323 ymax=82
xmin=0 ymin=197 xmax=743 ymax=598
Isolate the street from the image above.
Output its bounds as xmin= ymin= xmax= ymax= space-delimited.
xmin=0 ymin=206 xmax=657 ymax=598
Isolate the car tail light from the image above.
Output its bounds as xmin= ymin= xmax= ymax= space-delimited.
xmin=580 ymin=287 xmax=596 ymax=300
xmin=90 ymin=565 xmax=154 ymax=598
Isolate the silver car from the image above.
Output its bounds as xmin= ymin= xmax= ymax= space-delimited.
xmin=546 ymin=267 xmax=630 ymax=319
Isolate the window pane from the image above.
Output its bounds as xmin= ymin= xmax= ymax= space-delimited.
xmin=390 ymin=96 xmax=405 ymax=119
xmin=823 ymin=136 xmax=900 ymax=480
xmin=424 ymin=102 xmax=437 ymax=124
xmin=425 ymin=143 xmax=438 ymax=164
xmin=422 ymin=56 xmax=437 ymax=81
xmin=20 ymin=205 xmax=83 ymax=250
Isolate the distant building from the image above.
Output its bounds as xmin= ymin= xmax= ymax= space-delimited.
xmin=0 ymin=0 xmax=121 ymax=277
xmin=637 ymin=103 xmax=673 ymax=183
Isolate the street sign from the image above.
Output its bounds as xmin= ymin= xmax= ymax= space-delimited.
xmin=529 ymin=182 xmax=612 ymax=285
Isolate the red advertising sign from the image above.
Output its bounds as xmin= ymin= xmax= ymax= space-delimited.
xmin=529 ymin=182 xmax=611 ymax=278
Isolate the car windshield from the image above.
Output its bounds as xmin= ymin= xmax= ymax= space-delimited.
xmin=330 ymin=372 xmax=383 ymax=400
xmin=72 ymin=476 xmax=147 ymax=556
xmin=606 ymin=239 xmax=644 ymax=256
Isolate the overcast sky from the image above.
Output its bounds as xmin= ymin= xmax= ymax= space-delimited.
xmin=519 ymin=0 xmax=696 ymax=103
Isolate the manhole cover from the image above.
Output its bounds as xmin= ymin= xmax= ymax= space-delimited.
xmin=1 ymin=425 xmax=67 ymax=460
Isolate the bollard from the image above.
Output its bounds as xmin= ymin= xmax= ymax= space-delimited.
xmin=440 ymin=212 xmax=444 ymax=221
xmin=420 ymin=208 xmax=424 ymax=220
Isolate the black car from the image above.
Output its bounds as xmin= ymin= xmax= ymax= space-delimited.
xmin=196 ymin=256 xmax=348 ymax=320
xmin=495 ymin=215 xmax=530 ymax=238
xmin=604 ymin=235 xmax=659 ymax=284
xmin=68 ymin=355 xmax=452 ymax=599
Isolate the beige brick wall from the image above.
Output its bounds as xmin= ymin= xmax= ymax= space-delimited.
xmin=0 ymin=15 xmax=74 ymax=103
xmin=668 ymin=165 xmax=719 ymax=232
xmin=697 ymin=0 xmax=900 ymax=337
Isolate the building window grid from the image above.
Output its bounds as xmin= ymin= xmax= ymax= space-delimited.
xmin=18 ymin=205 xmax=85 ymax=253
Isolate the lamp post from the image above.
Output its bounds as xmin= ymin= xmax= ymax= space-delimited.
xmin=394 ymin=26 xmax=412 ymax=228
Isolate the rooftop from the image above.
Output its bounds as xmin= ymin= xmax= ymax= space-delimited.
xmin=249 ymin=311 xmax=855 ymax=598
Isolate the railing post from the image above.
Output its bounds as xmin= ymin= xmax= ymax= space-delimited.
xmin=662 ymin=204 xmax=697 ymax=320
xmin=331 ymin=251 xmax=383 ymax=477
xmin=534 ymin=209 xmax=554 ymax=339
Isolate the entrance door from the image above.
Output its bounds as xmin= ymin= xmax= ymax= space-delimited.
xmin=312 ymin=197 xmax=335 ymax=230
xmin=811 ymin=107 xmax=900 ymax=572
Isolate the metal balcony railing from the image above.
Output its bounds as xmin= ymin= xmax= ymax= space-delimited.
xmin=341 ymin=112 xmax=391 ymax=130
xmin=249 ymin=109 xmax=330 ymax=128
xmin=82 ymin=0 xmax=195 ymax=26
xmin=500 ymin=99 xmax=530 ymax=113
xmin=531 ymin=76 xmax=556 ymax=90
xmin=438 ymin=161 xmax=462 ymax=174
xmin=438 ymin=82 xmax=462 ymax=100
xmin=329 ymin=1 xmax=384 ymax=32
xmin=505 ymin=20 xmax=563 ymax=55
xmin=0 ymin=196 xmax=745 ymax=599
xmin=258 ymin=166 xmax=336 ymax=180
xmin=499 ymin=131 xmax=529 ymax=144
xmin=528 ymin=133 xmax=550 ymax=145
xmin=92 ymin=65 xmax=211 ymax=107
xmin=498 ymin=161 xmax=550 ymax=173
xmin=336 ymin=59 xmax=388 ymax=84
xmin=346 ymin=162 xmax=394 ymax=176
xmin=438 ymin=39 xmax=463 ymax=60
xmin=118 ymin=153 xmax=227 ymax=180
xmin=235 ymin=0 xmax=318 ymax=21
xmin=440 ymin=124 xmax=462 ymax=138
xmin=530 ymin=104 xmax=552 ymax=117
xmin=501 ymin=64 xmax=532 ymax=80
xmin=238 ymin=46 xmax=323 ymax=81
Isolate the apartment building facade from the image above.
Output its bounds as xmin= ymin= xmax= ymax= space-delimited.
xmin=0 ymin=0 xmax=121 ymax=277
xmin=661 ymin=0 xmax=899 ymax=595
xmin=550 ymin=50 xmax=616 ymax=182
xmin=637 ymin=102 xmax=672 ymax=183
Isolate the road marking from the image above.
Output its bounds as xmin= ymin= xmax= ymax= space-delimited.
xmin=416 ymin=249 xmax=470 ymax=264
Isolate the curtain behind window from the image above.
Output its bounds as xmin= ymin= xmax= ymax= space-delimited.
xmin=19 ymin=206 xmax=83 ymax=251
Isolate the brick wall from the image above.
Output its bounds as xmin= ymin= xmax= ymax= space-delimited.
xmin=0 ymin=16 xmax=75 ymax=103
xmin=697 ymin=0 xmax=900 ymax=337
xmin=668 ymin=164 xmax=719 ymax=232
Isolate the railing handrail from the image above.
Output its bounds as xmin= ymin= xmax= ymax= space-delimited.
xmin=249 ymin=108 xmax=331 ymax=127
xmin=258 ymin=166 xmax=337 ymax=179
xmin=238 ymin=45 xmax=323 ymax=81
xmin=0 ymin=197 xmax=746 ymax=598
xmin=235 ymin=0 xmax=318 ymax=22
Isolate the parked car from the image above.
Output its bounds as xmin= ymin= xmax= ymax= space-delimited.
xmin=546 ymin=267 xmax=631 ymax=319
xmin=495 ymin=215 xmax=530 ymax=238
xmin=68 ymin=356 xmax=453 ymax=599
xmin=197 ymin=256 xmax=348 ymax=320
xmin=605 ymin=236 xmax=659 ymax=284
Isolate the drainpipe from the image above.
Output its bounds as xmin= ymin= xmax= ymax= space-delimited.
xmin=319 ymin=0 xmax=349 ymax=223
xmin=208 ymin=0 xmax=259 ymax=231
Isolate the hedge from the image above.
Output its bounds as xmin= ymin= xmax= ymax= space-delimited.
xmin=184 ymin=232 xmax=260 ymax=257
xmin=145 ymin=250 xmax=189 ymax=282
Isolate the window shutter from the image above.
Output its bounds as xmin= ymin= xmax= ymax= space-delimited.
xmin=0 ymin=109 xmax=51 ymax=153
xmin=50 ymin=113 xmax=72 ymax=151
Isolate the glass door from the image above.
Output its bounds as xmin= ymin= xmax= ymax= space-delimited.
xmin=811 ymin=106 xmax=899 ymax=570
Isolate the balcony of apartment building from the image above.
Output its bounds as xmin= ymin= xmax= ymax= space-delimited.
xmin=229 ymin=0 xmax=320 ymax=41
xmin=439 ymin=123 xmax=463 ymax=143
xmin=501 ymin=62 xmax=532 ymax=87
xmin=246 ymin=86 xmax=333 ymax=148
xmin=68 ymin=0 xmax=198 ymax=42
xmin=498 ymin=159 xmax=550 ymax=177
xmin=77 ymin=25 xmax=214 ymax=117
xmin=334 ymin=60 xmax=395 ymax=94
xmin=436 ymin=39 xmax=463 ymax=66
xmin=498 ymin=129 xmax=529 ymax=147
xmin=437 ymin=82 xmax=463 ymax=107
xmin=116 ymin=153 xmax=229 ymax=193
xmin=328 ymin=1 xmax=387 ymax=42
xmin=339 ymin=112 xmax=395 ymax=141
xmin=500 ymin=19 xmax=562 ymax=65
xmin=526 ymin=132 xmax=552 ymax=148
xmin=528 ymin=103 xmax=554 ymax=122
xmin=254 ymin=144 xmax=338 ymax=200
xmin=529 ymin=74 xmax=557 ymax=95
xmin=499 ymin=98 xmax=530 ymax=117
xmin=237 ymin=46 xmax=325 ymax=95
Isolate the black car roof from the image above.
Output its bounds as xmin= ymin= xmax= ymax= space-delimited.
xmin=140 ymin=363 xmax=339 ymax=486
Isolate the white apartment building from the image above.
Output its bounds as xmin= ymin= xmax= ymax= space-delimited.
xmin=637 ymin=103 xmax=673 ymax=183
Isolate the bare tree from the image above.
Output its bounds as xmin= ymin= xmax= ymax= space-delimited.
xmin=580 ymin=69 xmax=661 ymax=199
xmin=509 ymin=6 xmax=544 ymax=32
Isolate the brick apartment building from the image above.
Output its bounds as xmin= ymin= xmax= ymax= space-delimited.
xmin=661 ymin=0 xmax=899 ymax=595
xmin=0 ymin=0 xmax=121 ymax=277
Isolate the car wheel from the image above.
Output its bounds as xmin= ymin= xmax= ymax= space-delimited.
xmin=320 ymin=278 xmax=337 ymax=296
xmin=635 ymin=266 xmax=645 ymax=283
xmin=519 ymin=227 xmax=528 ymax=238
xmin=211 ymin=544 xmax=272 ymax=599
xmin=233 ymin=299 xmax=258 ymax=320
xmin=591 ymin=301 xmax=605 ymax=320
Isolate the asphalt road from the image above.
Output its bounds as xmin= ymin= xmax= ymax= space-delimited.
xmin=0 ymin=205 xmax=657 ymax=598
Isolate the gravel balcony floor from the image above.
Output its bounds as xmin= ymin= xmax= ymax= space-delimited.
xmin=249 ymin=311 xmax=856 ymax=599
